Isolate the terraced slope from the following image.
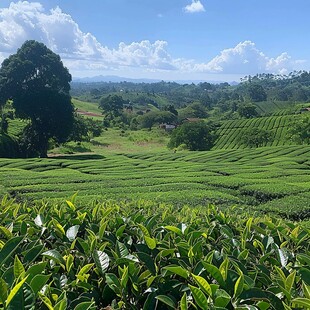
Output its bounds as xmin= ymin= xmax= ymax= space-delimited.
xmin=213 ymin=114 xmax=300 ymax=149
xmin=254 ymin=100 xmax=296 ymax=115
xmin=0 ymin=145 xmax=309 ymax=219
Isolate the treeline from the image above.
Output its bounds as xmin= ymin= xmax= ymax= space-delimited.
xmin=71 ymin=71 xmax=310 ymax=111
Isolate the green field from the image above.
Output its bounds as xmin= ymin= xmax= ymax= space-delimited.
xmin=1 ymin=97 xmax=310 ymax=310
xmin=214 ymin=114 xmax=300 ymax=149
xmin=72 ymin=98 xmax=102 ymax=115
xmin=1 ymin=145 xmax=309 ymax=220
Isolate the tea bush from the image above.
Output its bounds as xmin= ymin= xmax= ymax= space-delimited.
xmin=0 ymin=196 xmax=309 ymax=309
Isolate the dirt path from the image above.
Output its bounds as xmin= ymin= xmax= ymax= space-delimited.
xmin=76 ymin=109 xmax=103 ymax=117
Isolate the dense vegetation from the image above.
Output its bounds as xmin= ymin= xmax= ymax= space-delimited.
xmin=0 ymin=145 xmax=309 ymax=220
xmin=0 ymin=196 xmax=309 ymax=309
xmin=0 ymin=41 xmax=74 ymax=158
xmin=1 ymin=40 xmax=310 ymax=309
xmin=168 ymin=122 xmax=216 ymax=151
xmin=71 ymin=71 xmax=310 ymax=116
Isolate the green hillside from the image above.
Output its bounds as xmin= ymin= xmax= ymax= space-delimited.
xmin=254 ymin=100 xmax=297 ymax=115
xmin=0 ymin=145 xmax=309 ymax=220
xmin=72 ymin=98 xmax=102 ymax=115
xmin=213 ymin=114 xmax=302 ymax=150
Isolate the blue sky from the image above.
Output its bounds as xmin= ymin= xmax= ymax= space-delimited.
xmin=0 ymin=0 xmax=309 ymax=81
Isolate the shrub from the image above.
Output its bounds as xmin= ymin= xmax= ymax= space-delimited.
xmin=0 ymin=133 xmax=20 ymax=157
xmin=168 ymin=121 xmax=216 ymax=151
xmin=241 ymin=127 xmax=273 ymax=148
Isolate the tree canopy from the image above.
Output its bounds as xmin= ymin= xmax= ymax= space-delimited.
xmin=237 ymin=103 xmax=258 ymax=118
xmin=241 ymin=127 xmax=273 ymax=148
xmin=288 ymin=115 xmax=310 ymax=145
xmin=0 ymin=40 xmax=74 ymax=157
xmin=168 ymin=121 xmax=216 ymax=151
xmin=99 ymin=95 xmax=129 ymax=117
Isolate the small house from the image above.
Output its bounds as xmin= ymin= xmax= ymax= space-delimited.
xmin=181 ymin=118 xmax=201 ymax=123
xmin=159 ymin=123 xmax=176 ymax=131
xmin=299 ymin=107 xmax=310 ymax=113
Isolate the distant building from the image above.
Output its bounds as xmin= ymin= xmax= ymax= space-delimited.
xmin=159 ymin=123 xmax=176 ymax=131
xmin=299 ymin=107 xmax=310 ymax=113
xmin=181 ymin=118 xmax=202 ymax=123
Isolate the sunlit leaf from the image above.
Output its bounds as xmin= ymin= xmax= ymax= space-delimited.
xmin=42 ymin=249 xmax=65 ymax=266
xmin=189 ymin=284 xmax=209 ymax=310
xmin=163 ymin=266 xmax=188 ymax=279
xmin=202 ymin=263 xmax=225 ymax=288
xmin=145 ymin=236 xmax=157 ymax=250
xmin=93 ymin=251 xmax=109 ymax=275
xmin=164 ymin=225 xmax=182 ymax=236
xmin=14 ymin=255 xmax=25 ymax=279
xmin=180 ymin=292 xmax=188 ymax=310
xmin=66 ymin=200 xmax=76 ymax=211
xmin=291 ymin=298 xmax=310 ymax=309
xmin=192 ymin=274 xmax=212 ymax=297
xmin=34 ymin=214 xmax=44 ymax=227
xmin=66 ymin=225 xmax=80 ymax=241
xmin=6 ymin=276 xmax=28 ymax=307
xmin=234 ymin=273 xmax=244 ymax=298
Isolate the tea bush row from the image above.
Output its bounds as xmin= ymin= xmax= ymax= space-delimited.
xmin=0 ymin=196 xmax=310 ymax=309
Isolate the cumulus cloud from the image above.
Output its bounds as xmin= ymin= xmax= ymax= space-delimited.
xmin=0 ymin=1 xmax=177 ymax=72
xmin=0 ymin=2 xmax=303 ymax=78
xmin=184 ymin=0 xmax=205 ymax=13
xmin=195 ymin=41 xmax=301 ymax=75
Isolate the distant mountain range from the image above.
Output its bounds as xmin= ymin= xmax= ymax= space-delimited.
xmin=73 ymin=75 xmax=239 ymax=85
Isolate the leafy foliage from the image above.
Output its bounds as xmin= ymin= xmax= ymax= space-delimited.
xmin=237 ymin=103 xmax=259 ymax=118
xmin=288 ymin=115 xmax=310 ymax=145
xmin=0 ymin=134 xmax=19 ymax=158
xmin=0 ymin=40 xmax=74 ymax=157
xmin=168 ymin=121 xmax=216 ymax=151
xmin=0 ymin=196 xmax=309 ymax=309
xmin=99 ymin=95 xmax=129 ymax=117
xmin=68 ymin=115 xmax=103 ymax=142
xmin=241 ymin=127 xmax=273 ymax=148
xmin=138 ymin=111 xmax=177 ymax=129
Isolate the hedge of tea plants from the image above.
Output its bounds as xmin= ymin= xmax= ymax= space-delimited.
xmin=0 ymin=195 xmax=310 ymax=309
xmin=0 ymin=145 xmax=309 ymax=219
xmin=214 ymin=115 xmax=299 ymax=150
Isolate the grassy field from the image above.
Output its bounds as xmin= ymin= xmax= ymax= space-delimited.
xmin=1 ymin=145 xmax=309 ymax=220
xmin=72 ymin=98 xmax=102 ymax=115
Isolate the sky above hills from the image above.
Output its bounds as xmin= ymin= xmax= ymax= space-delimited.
xmin=0 ymin=0 xmax=309 ymax=82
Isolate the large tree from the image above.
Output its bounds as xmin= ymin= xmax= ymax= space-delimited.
xmin=237 ymin=103 xmax=258 ymax=119
xmin=241 ymin=127 xmax=273 ymax=148
xmin=99 ymin=94 xmax=128 ymax=117
xmin=288 ymin=115 xmax=310 ymax=145
xmin=0 ymin=40 xmax=74 ymax=157
xmin=168 ymin=121 xmax=216 ymax=151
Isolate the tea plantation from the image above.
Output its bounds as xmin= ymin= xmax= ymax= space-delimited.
xmin=0 ymin=195 xmax=310 ymax=309
xmin=1 ymin=112 xmax=310 ymax=308
xmin=213 ymin=114 xmax=299 ymax=150
xmin=0 ymin=145 xmax=309 ymax=220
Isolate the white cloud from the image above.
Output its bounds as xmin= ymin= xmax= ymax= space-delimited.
xmin=0 ymin=2 xmax=304 ymax=79
xmin=194 ymin=41 xmax=302 ymax=75
xmin=0 ymin=1 xmax=177 ymax=73
xmin=184 ymin=0 xmax=205 ymax=13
